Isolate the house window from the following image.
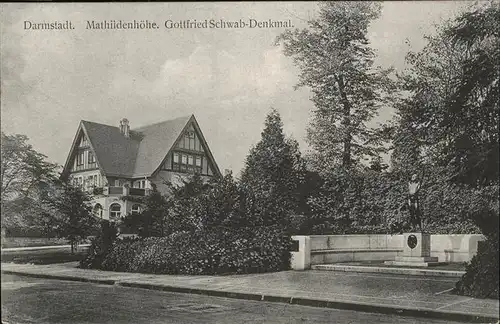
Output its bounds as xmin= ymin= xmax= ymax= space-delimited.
xmin=195 ymin=137 xmax=202 ymax=152
xmin=84 ymin=176 xmax=91 ymax=191
xmin=114 ymin=179 xmax=122 ymax=187
xmin=80 ymin=136 xmax=88 ymax=147
xmin=131 ymin=204 xmax=141 ymax=214
xmin=88 ymin=151 xmax=96 ymax=164
xmin=93 ymin=204 xmax=103 ymax=218
xmin=87 ymin=175 xmax=98 ymax=187
xmin=76 ymin=152 xmax=84 ymax=166
xmin=110 ymin=203 xmax=121 ymax=220
xmin=171 ymin=151 xmax=205 ymax=174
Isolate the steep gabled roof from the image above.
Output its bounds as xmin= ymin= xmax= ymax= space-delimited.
xmin=132 ymin=115 xmax=191 ymax=177
xmin=82 ymin=120 xmax=141 ymax=177
xmin=62 ymin=115 xmax=219 ymax=179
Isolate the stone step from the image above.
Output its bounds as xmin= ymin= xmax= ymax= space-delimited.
xmin=384 ymin=261 xmax=444 ymax=267
xmin=393 ymin=256 xmax=439 ymax=263
xmin=312 ymin=264 xmax=464 ymax=277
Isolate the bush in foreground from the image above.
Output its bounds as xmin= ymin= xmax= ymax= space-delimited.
xmin=82 ymin=226 xmax=291 ymax=275
xmin=79 ymin=220 xmax=118 ymax=269
xmin=455 ymin=185 xmax=499 ymax=299
xmin=455 ymin=234 xmax=499 ymax=299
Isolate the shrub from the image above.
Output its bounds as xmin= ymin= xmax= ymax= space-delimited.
xmin=455 ymin=185 xmax=499 ymax=299
xmin=79 ymin=220 xmax=119 ymax=269
xmin=86 ymin=226 xmax=291 ymax=275
xmin=455 ymin=234 xmax=499 ymax=299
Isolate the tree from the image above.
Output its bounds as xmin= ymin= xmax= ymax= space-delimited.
xmin=122 ymin=185 xmax=169 ymax=237
xmin=200 ymin=171 xmax=242 ymax=228
xmin=164 ymin=173 xmax=210 ymax=233
xmin=389 ymin=2 xmax=499 ymax=297
xmin=276 ymin=2 xmax=394 ymax=172
xmin=392 ymin=2 xmax=499 ymax=187
xmin=168 ymin=171 xmax=243 ymax=230
xmin=43 ymin=183 xmax=98 ymax=254
xmin=1 ymin=133 xmax=59 ymax=236
xmin=1 ymin=133 xmax=59 ymax=201
xmin=239 ymin=109 xmax=306 ymax=229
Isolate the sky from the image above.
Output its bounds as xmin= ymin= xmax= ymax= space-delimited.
xmin=0 ymin=1 xmax=473 ymax=176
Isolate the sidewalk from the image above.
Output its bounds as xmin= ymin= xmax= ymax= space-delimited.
xmin=1 ymin=262 xmax=498 ymax=323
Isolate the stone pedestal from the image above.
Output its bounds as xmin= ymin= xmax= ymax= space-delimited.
xmin=385 ymin=233 xmax=442 ymax=267
xmin=291 ymin=235 xmax=311 ymax=270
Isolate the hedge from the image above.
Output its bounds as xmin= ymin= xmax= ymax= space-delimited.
xmin=81 ymin=226 xmax=291 ymax=275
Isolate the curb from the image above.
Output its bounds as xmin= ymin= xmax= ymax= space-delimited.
xmin=2 ymin=269 xmax=498 ymax=323
xmin=1 ymin=270 xmax=115 ymax=286
xmin=312 ymin=264 xmax=465 ymax=278
xmin=118 ymin=282 xmax=264 ymax=301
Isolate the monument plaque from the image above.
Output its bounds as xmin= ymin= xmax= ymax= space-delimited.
xmin=385 ymin=232 xmax=440 ymax=266
xmin=407 ymin=234 xmax=418 ymax=249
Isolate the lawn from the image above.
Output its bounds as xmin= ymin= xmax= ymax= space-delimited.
xmin=1 ymin=248 xmax=88 ymax=265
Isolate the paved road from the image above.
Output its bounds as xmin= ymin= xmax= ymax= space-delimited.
xmin=1 ymin=274 xmax=466 ymax=324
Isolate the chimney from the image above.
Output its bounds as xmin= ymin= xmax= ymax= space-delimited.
xmin=119 ymin=118 xmax=130 ymax=138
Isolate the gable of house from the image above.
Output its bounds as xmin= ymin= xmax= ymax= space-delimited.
xmin=157 ymin=118 xmax=220 ymax=177
xmin=61 ymin=115 xmax=221 ymax=181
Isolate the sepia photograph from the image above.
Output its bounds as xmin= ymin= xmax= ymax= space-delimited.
xmin=1 ymin=1 xmax=499 ymax=323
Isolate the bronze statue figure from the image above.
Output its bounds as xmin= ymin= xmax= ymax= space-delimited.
xmin=407 ymin=173 xmax=423 ymax=232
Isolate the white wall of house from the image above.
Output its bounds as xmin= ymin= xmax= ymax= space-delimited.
xmin=91 ymin=196 xmax=142 ymax=221
xmin=70 ymin=171 xmax=105 ymax=192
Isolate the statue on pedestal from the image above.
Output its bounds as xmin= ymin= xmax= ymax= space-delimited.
xmin=407 ymin=173 xmax=423 ymax=232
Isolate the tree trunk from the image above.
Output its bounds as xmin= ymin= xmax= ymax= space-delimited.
xmin=337 ymin=75 xmax=352 ymax=168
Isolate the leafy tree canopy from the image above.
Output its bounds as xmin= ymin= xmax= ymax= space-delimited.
xmin=392 ymin=2 xmax=499 ymax=186
xmin=276 ymin=2 xmax=394 ymax=171
xmin=1 ymin=132 xmax=59 ymax=201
